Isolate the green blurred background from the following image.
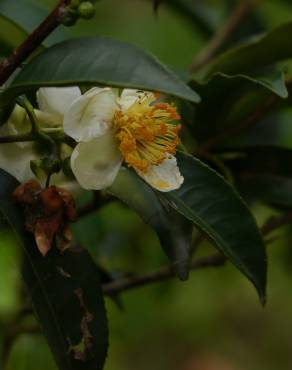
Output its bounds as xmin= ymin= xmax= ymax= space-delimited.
xmin=2 ymin=1 xmax=292 ymax=369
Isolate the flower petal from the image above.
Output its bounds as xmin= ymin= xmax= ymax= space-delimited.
xmin=136 ymin=154 xmax=184 ymax=192
xmin=119 ymin=89 xmax=156 ymax=111
xmin=37 ymin=86 xmax=81 ymax=118
xmin=64 ymin=87 xmax=118 ymax=142
xmin=71 ymin=130 xmax=122 ymax=190
xmin=0 ymin=142 xmax=37 ymax=183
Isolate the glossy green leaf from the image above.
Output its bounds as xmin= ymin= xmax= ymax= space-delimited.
xmin=227 ymin=146 xmax=292 ymax=177
xmin=229 ymin=146 xmax=292 ymax=207
xmin=206 ymin=22 xmax=292 ymax=76
xmin=190 ymin=71 xmax=287 ymax=143
xmin=1 ymin=37 xmax=200 ymax=106
xmin=108 ymin=167 xmax=192 ymax=280
xmin=238 ymin=174 xmax=292 ymax=208
xmin=0 ymin=170 xmax=108 ymax=370
xmin=0 ymin=15 xmax=29 ymax=53
xmin=162 ymin=152 xmax=267 ymax=302
xmin=0 ymin=0 xmax=66 ymax=47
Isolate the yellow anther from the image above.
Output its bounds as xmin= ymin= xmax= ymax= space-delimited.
xmin=114 ymin=93 xmax=181 ymax=172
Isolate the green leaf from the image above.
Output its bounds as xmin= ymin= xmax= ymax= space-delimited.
xmin=228 ymin=146 xmax=292 ymax=178
xmin=162 ymin=152 xmax=267 ymax=302
xmin=205 ymin=22 xmax=292 ymax=76
xmin=190 ymin=71 xmax=287 ymax=143
xmin=239 ymin=70 xmax=288 ymax=98
xmin=1 ymin=37 xmax=200 ymax=106
xmin=238 ymin=174 xmax=292 ymax=208
xmin=0 ymin=15 xmax=30 ymax=53
xmin=0 ymin=0 xmax=66 ymax=47
xmin=229 ymin=146 xmax=292 ymax=207
xmin=0 ymin=170 xmax=108 ymax=370
xmin=108 ymin=167 xmax=192 ymax=280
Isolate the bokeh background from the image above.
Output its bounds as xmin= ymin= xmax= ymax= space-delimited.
xmin=2 ymin=1 xmax=292 ymax=369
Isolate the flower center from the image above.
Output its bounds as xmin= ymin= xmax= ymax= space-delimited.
xmin=114 ymin=93 xmax=181 ymax=172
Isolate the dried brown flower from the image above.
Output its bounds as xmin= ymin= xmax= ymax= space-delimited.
xmin=13 ymin=180 xmax=77 ymax=256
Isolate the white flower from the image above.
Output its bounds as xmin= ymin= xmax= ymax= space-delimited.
xmin=63 ymin=87 xmax=184 ymax=192
xmin=0 ymin=87 xmax=81 ymax=183
xmin=0 ymin=86 xmax=183 ymax=192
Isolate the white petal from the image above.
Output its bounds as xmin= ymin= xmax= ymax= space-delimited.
xmin=119 ymin=89 xmax=156 ymax=111
xmin=136 ymin=154 xmax=184 ymax=192
xmin=63 ymin=87 xmax=117 ymax=142
xmin=71 ymin=130 xmax=122 ymax=190
xmin=0 ymin=143 xmax=37 ymax=183
xmin=37 ymin=86 xmax=81 ymax=118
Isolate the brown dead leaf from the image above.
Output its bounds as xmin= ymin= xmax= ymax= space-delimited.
xmin=12 ymin=180 xmax=77 ymax=256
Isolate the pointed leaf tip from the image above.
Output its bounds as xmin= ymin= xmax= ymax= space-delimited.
xmin=163 ymin=152 xmax=267 ymax=302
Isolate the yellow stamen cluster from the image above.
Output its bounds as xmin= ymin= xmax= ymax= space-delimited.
xmin=114 ymin=93 xmax=181 ymax=172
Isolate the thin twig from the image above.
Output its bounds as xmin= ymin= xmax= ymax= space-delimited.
xmin=197 ymin=94 xmax=278 ymax=154
xmin=2 ymin=324 xmax=40 ymax=365
xmin=261 ymin=213 xmax=292 ymax=237
xmin=189 ymin=0 xmax=256 ymax=74
xmin=0 ymin=133 xmax=35 ymax=143
xmin=0 ymin=131 xmax=74 ymax=147
xmin=0 ymin=0 xmax=71 ymax=85
xmin=102 ymin=211 xmax=292 ymax=295
xmin=102 ymin=254 xmax=226 ymax=295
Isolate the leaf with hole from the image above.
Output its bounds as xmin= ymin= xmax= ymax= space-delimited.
xmin=0 ymin=170 xmax=108 ymax=370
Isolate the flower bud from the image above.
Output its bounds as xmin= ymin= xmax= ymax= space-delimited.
xmin=78 ymin=1 xmax=95 ymax=19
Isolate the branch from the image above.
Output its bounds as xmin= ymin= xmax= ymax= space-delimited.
xmin=2 ymin=324 xmax=40 ymax=365
xmin=0 ymin=0 xmax=71 ymax=86
xmin=261 ymin=213 xmax=292 ymax=237
xmin=0 ymin=130 xmax=74 ymax=146
xmin=197 ymin=94 xmax=278 ymax=154
xmin=189 ymin=0 xmax=256 ymax=74
xmin=102 ymin=254 xmax=226 ymax=295
xmin=102 ymin=210 xmax=292 ymax=296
